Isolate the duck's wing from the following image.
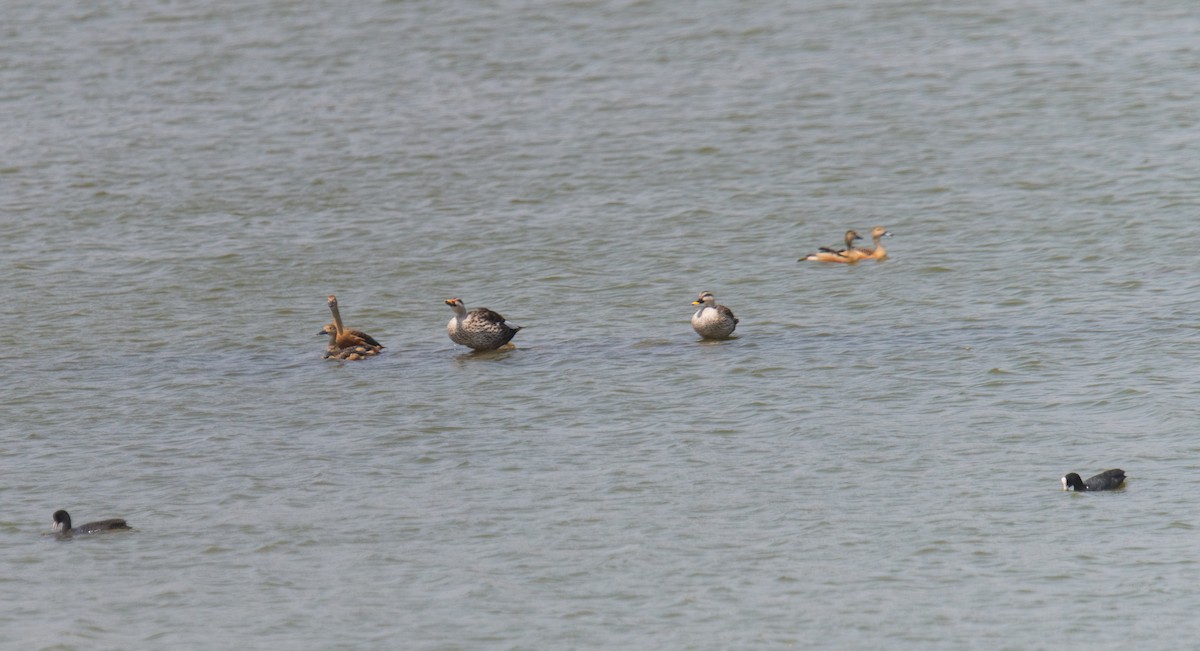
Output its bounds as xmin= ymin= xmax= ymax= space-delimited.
xmin=348 ymin=329 xmax=383 ymax=349
xmin=802 ymin=250 xmax=856 ymax=263
xmin=471 ymin=308 xmax=521 ymax=331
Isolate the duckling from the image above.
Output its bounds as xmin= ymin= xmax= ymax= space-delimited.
xmin=850 ymin=226 xmax=893 ymax=261
xmin=691 ymin=291 xmax=738 ymax=339
xmin=445 ymin=298 xmax=521 ymax=351
xmin=52 ymin=509 xmax=130 ymax=536
xmin=324 ymin=295 xmax=383 ymax=354
xmin=800 ymin=230 xmax=862 ymax=263
xmin=331 ymin=346 xmax=376 ymax=361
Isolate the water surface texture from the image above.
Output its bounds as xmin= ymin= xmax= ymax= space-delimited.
xmin=5 ymin=1 xmax=1200 ymax=649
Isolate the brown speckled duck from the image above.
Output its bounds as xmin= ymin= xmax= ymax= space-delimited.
xmin=691 ymin=291 xmax=738 ymax=339
xmin=445 ymin=298 xmax=521 ymax=351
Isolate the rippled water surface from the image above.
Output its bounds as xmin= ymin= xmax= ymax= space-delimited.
xmin=5 ymin=1 xmax=1200 ymax=648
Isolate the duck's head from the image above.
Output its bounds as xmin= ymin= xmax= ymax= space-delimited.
xmin=317 ymin=323 xmax=337 ymax=337
xmin=692 ymin=291 xmax=715 ymax=306
xmin=52 ymin=510 xmax=71 ymax=532
xmin=870 ymin=226 xmax=892 ymax=239
xmin=445 ymin=298 xmax=467 ymax=314
xmin=844 ymin=230 xmax=862 ymax=246
xmin=1061 ymin=473 xmax=1083 ymax=491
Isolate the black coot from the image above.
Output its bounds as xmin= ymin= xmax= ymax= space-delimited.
xmin=1061 ymin=469 xmax=1126 ymax=492
xmin=52 ymin=510 xmax=131 ymax=535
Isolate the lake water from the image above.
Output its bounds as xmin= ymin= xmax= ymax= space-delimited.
xmin=4 ymin=0 xmax=1200 ymax=648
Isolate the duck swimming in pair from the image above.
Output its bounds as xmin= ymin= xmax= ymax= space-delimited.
xmin=800 ymin=226 xmax=893 ymax=263
xmin=691 ymin=291 xmax=738 ymax=339
xmin=1061 ymin=468 xmax=1126 ymax=491
xmin=445 ymin=298 xmax=521 ymax=351
xmin=319 ymin=323 xmax=381 ymax=360
xmin=52 ymin=510 xmax=130 ymax=536
xmin=800 ymin=230 xmax=861 ymax=263
xmin=320 ymin=295 xmax=383 ymax=359
xmin=849 ymin=226 xmax=893 ymax=261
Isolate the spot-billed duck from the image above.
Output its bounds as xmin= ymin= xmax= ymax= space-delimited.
xmin=445 ymin=298 xmax=521 ymax=351
xmin=1061 ymin=469 xmax=1126 ymax=491
xmin=691 ymin=291 xmax=739 ymax=339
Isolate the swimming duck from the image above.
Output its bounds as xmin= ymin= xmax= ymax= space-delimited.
xmin=850 ymin=226 xmax=893 ymax=261
xmin=445 ymin=298 xmax=521 ymax=351
xmin=1061 ymin=469 xmax=1126 ymax=491
xmin=800 ymin=230 xmax=862 ymax=263
xmin=322 ymin=295 xmax=383 ymax=357
xmin=691 ymin=291 xmax=738 ymax=339
xmin=319 ymin=323 xmax=380 ymax=360
xmin=52 ymin=510 xmax=130 ymax=535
